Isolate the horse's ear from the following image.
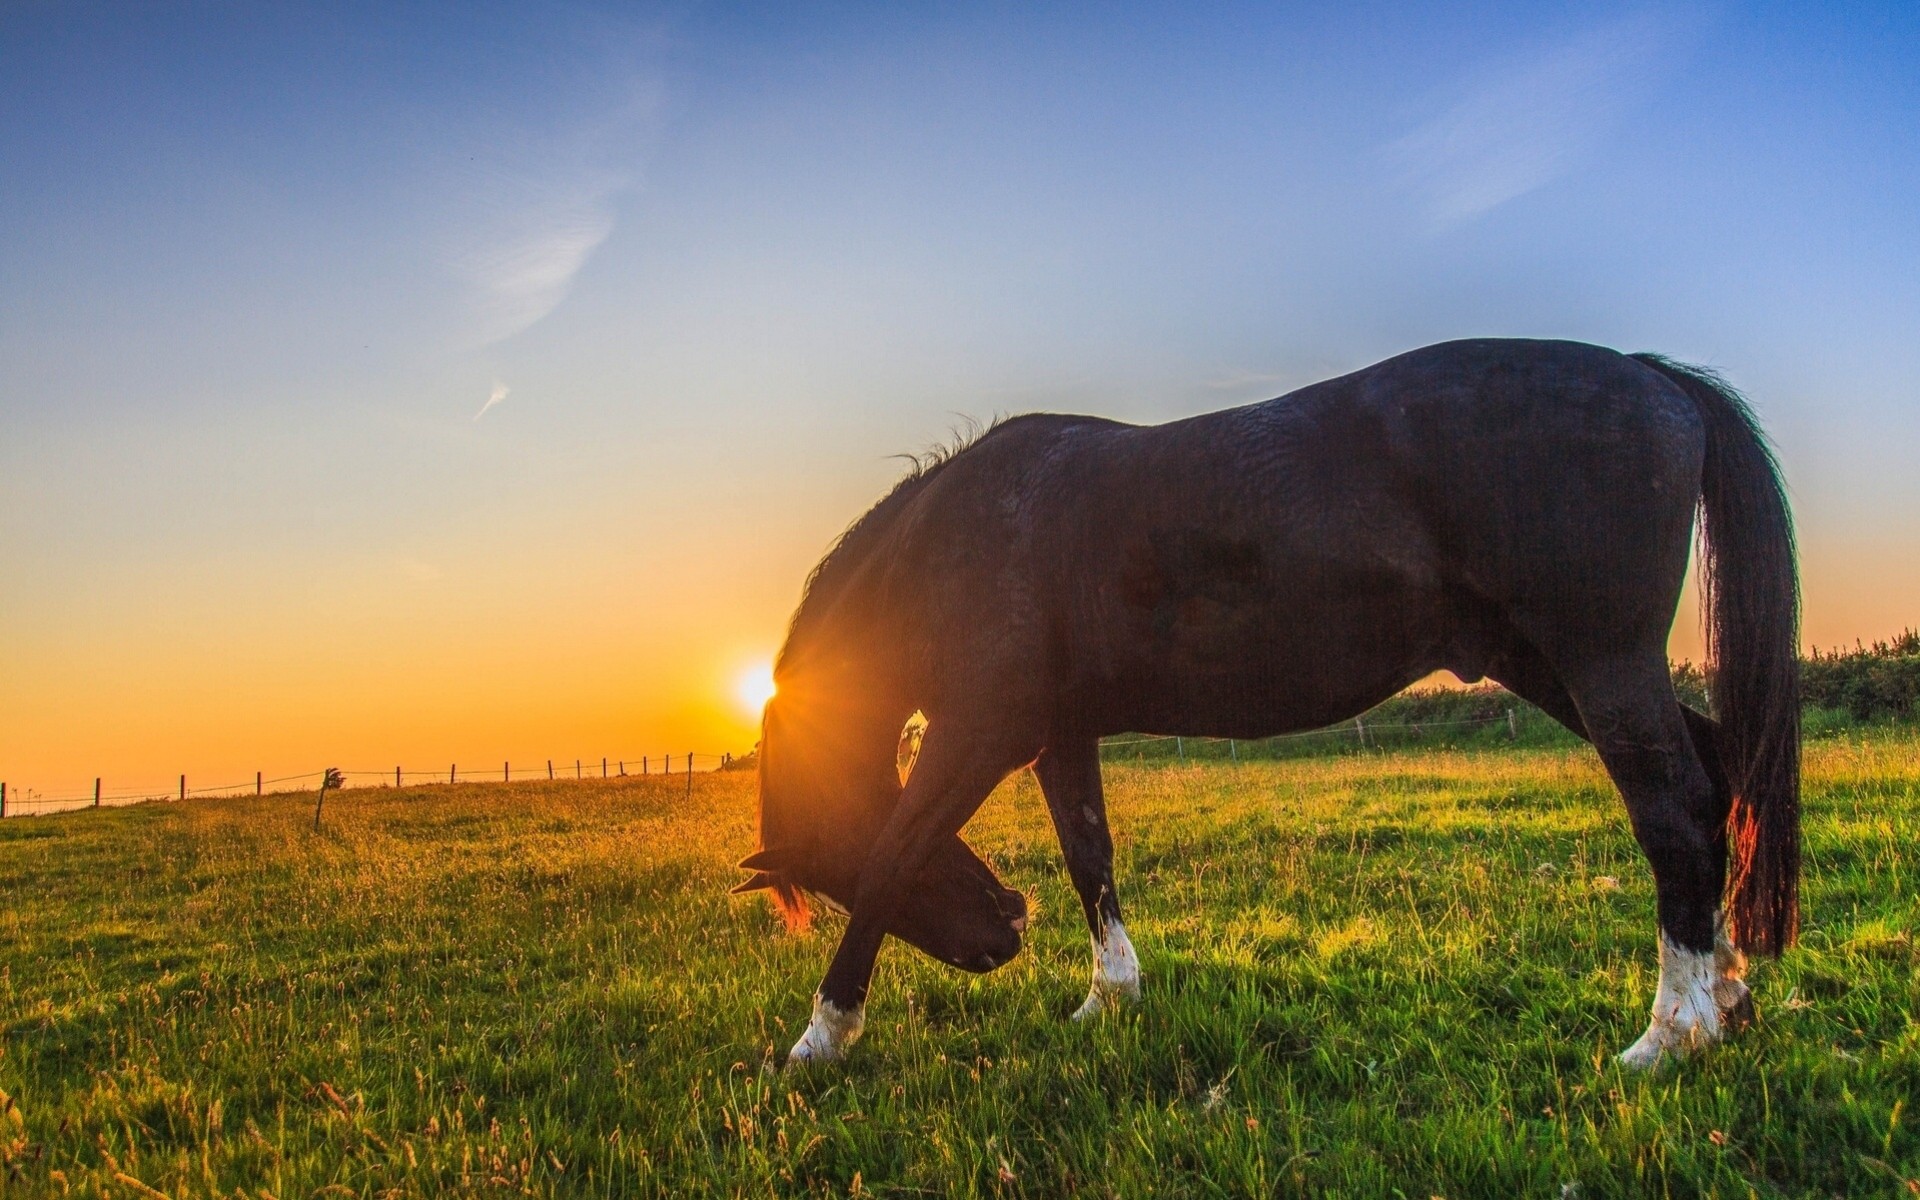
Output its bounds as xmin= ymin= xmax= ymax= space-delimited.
xmin=737 ymin=846 xmax=794 ymax=871
xmin=729 ymin=871 xmax=779 ymax=895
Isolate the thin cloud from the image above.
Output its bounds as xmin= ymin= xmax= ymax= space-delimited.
xmin=435 ymin=59 xmax=664 ymax=348
xmin=474 ymin=380 xmax=509 ymax=421
xmin=1384 ymin=14 xmax=1678 ymax=226
xmin=452 ymin=179 xmax=619 ymax=345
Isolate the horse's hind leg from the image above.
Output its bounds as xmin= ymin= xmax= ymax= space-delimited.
xmin=1035 ymin=737 xmax=1139 ymax=1018
xmin=1677 ymin=707 xmax=1755 ymax=1031
xmin=1560 ymin=652 xmax=1734 ymax=1068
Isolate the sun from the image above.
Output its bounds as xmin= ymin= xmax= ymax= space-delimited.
xmin=734 ymin=660 xmax=777 ymax=718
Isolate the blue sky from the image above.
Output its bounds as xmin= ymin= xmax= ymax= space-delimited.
xmin=3 ymin=2 xmax=1918 ymax=790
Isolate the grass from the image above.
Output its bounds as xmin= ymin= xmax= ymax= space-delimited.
xmin=2 ymin=735 xmax=1917 ymax=1198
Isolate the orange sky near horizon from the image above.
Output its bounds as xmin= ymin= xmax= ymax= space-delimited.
xmin=4 ymin=485 xmax=1913 ymax=802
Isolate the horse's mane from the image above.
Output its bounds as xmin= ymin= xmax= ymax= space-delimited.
xmin=750 ymin=420 xmax=1002 ymax=927
xmin=778 ymin=422 xmax=996 ymax=665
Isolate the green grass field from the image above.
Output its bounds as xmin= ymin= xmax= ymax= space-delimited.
xmin=3 ymin=735 xmax=1917 ymax=1198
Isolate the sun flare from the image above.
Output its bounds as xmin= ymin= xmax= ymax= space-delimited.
xmin=734 ymin=660 xmax=777 ymax=718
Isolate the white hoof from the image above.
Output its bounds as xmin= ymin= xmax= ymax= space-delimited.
xmin=1072 ymin=916 xmax=1141 ymax=1020
xmin=1071 ymin=978 xmax=1140 ymax=1021
xmin=1617 ymin=931 xmax=1722 ymax=1070
xmin=784 ymin=994 xmax=864 ymax=1067
xmin=1616 ymin=1030 xmax=1670 ymax=1071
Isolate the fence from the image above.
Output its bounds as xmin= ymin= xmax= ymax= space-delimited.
xmin=1097 ymin=711 xmax=1520 ymax=761
xmin=4 ymin=711 xmax=1527 ymax=819
xmin=0 ymin=750 xmax=740 ymax=819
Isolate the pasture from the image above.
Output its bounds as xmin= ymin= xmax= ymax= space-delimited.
xmin=2 ymin=736 xmax=1917 ymax=1198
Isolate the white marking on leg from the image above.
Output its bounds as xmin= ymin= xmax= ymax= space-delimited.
xmin=1618 ymin=930 xmax=1722 ymax=1070
xmin=785 ymin=993 xmax=864 ymax=1066
xmin=1072 ymin=915 xmax=1141 ymax=1020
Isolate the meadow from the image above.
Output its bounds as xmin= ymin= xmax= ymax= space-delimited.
xmin=2 ymin=733 xmax=1917 ymax=1198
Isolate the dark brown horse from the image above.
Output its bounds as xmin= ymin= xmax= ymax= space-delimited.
xmin=734 ymin=338 xmax=1799 ymax=1069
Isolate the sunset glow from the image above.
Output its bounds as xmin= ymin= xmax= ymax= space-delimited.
xmin=735 ymin=662 xmax=778 ymax=720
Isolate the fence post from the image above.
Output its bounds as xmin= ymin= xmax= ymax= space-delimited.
xmin=575 ymin=759 xmax=581 ymax=779
xmin=257 ymin=771 xmax=263 ymax=796
xmin=602 ymin=757 xmax=607 ymax=778
xmin=1507 ymin=709 xmax=1518 ymax=740
xmin=2 ymin=782 xmax=7 ymax=818
xmin=686 ymin=752 xmax=694 ymax=799
xmin=396 ymin=766 xmax=402 ymax=789
xmin=180 ymin=774 xmax=186 ymax=801
xmin=619 ymin=760 xmax=626 ymax=776
xmin=1354 ymin=717 xmax=1367 ymax=748
xmin=547 ymin=760 xmax=553 ymax=780
xmin=95 ymin=778 xmax=102 ymax=807
xmin=643 ymin=755 xmax=649 ymax=775
xmin=1229 ymin=739 xmax=1237 ymax=762
xmin=505 ymin=761 xmax=510 ymax=782
xmin=451 ymin=763 xmax=456 ymax=784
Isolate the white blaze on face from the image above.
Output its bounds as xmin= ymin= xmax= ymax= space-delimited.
xmin=1618 ymin=931 xmax=1722 ymax=1070
xmin=1073 ymin=915 xmax=1142 ymax=1021
xmin=786 ymin=993 xmax=864 ymax=1066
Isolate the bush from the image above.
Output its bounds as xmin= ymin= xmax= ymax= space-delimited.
xmin=1802 ymin=629 xmax=1920 ymax=721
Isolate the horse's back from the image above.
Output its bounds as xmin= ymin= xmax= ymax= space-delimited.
xmin=1333 ymin=339 xmax=1706 ymax=638
xmin=891 ymin=339 xmax=1708 ymax=727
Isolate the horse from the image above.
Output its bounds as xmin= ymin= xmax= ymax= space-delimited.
xmin=732 ymin=338 xmax=1799 ymax=1070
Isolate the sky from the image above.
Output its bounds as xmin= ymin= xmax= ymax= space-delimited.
xmin=3 ymin=2 xmax=1918 ymax=799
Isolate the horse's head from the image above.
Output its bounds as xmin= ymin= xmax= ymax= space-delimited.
xmin=732 ymin=693 xmax=1026 ymax=972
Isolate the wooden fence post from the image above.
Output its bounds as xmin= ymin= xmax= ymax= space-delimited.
xmin=602 ymin=757 xmax=608 ymax=778
xmin=1228 ymin=740 xmax=1237 ymax=762
xmin=95 ymin=778 xmax=102 ymax=807
xmin=450 ymin=763 xmax=456 ymax=784
xmin=643 ymin=755 xmax=649 ymax=775
xmin=619 ymin=760 xmax=626 ymax=776
xmin=575 ymin=759 xmax=581 ymax=779
xmin=547 ymin=760 xmax=553 ymax=780
xmin=686 ymin=752 xmax=694 ymax=799
xmin=257 ymin=771 xmax=263 ymax=796
xmin=396 ymin=766 xmax=402 ymax=789
xmin=1175 ymin=737 xmax=1184 ymax=762
xmin=1354 ymin=717 xmax=1367 ymax=748
xmin=1507 ymin=709 xmax=1518 ymax=740
xmin=2 ymin=782 xmax=7 ymax=818
xmin=180 ymin=774 xmax=186 ymax=801
xmin=504 ymin=761 xmax=510 ymax=782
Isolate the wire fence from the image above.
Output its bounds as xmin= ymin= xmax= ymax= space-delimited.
xmin=1097 ymin=711 xmax=1520 ymax=760
xmin=0 ymin=750 xmax=741 ymax=819
xmin=3 ymin=710 xmax=1525 ymax=820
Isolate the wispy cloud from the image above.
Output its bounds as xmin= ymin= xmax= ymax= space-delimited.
xmin=474 ymin=380 xmax=509 ymax=421
xmin=1384 ymin=14 xmax=1679 ymax=226
xmin=433 ymin=56 xmax=665 ymax=348
xmin=449 ymin=171 xmax=623 ymax=345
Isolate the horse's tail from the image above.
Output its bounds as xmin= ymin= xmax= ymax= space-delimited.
xmin=1635 ymin=353 xmax=1801 ymax=956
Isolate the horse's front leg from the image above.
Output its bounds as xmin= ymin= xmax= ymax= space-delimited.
xmin=786 ymin=723 xmax=1020 ymax=1066
xmin=787 ymin=918 xmax=884 ymax=1064
xmin=1035 ymin=737 xmax=1139 ymax=1019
